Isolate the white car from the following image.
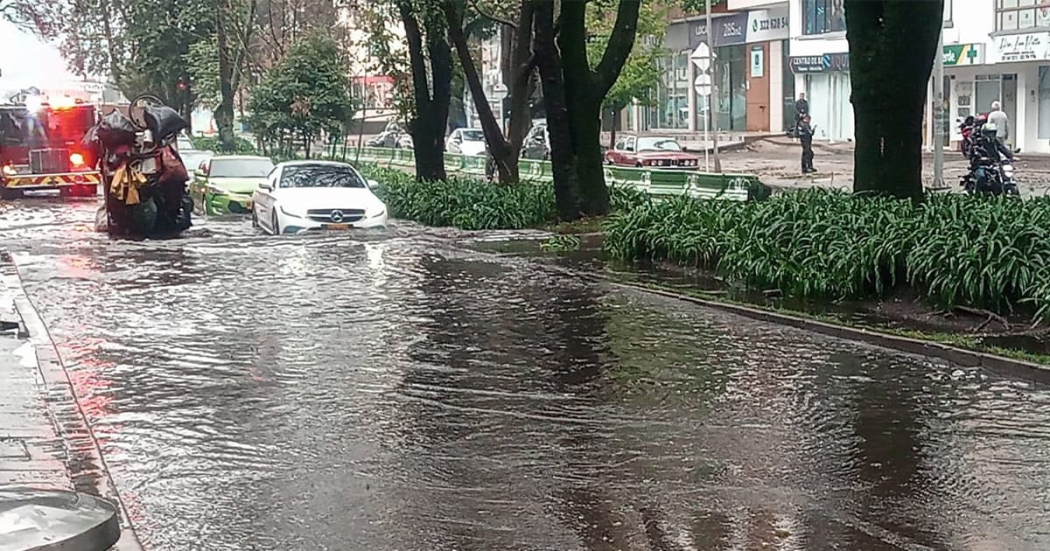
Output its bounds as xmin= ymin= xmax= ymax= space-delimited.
xmin=251 ymin=161 xmax=388 ymax=235
xmin=446 ymin=128 xmax=486 ymax=156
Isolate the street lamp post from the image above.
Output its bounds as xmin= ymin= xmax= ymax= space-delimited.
xmin=690 ymin=43 xmax=712 ymax=172
xmin=933 ymin=24 xmax=945 ymax=189
xmin=705 ymin=0 xmax=721 ymax=172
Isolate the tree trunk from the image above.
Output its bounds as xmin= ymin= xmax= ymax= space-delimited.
xmin=609 ymin=108 xmax=618 ymax=150
xmin=571 ymin=102 xmax=609 ymax=216
xmin=847 ymin=0 xmax=943 ymax=201
xmin=557 ymin=0 xmax=640 ymax=217
xmin=532 ymin=0 xmax=579 ymax=220
xmin=399 ymin=0 xmax=452 ymax=182
xmin=505 ymin=3 xmax=537 ymax=175
xmin=215 ymin=0 xmax=237 ymax=152
xmin=443 ymin=0 xmax=516 ymax=184
xmin=414 ymin=107 xmax=448 ymax=181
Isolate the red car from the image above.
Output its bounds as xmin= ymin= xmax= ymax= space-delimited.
xmin=604 ymin=135 xmax=700 ymax=169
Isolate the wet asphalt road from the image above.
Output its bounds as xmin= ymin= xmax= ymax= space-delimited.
xmin=3 ymin=197 xmax=1050 ymax=550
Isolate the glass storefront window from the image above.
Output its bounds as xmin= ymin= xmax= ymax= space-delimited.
xmin=781 ymin=39 xmax=796 ymax=133
xmin=648 ymin=50 xmax=691 ymax=131
xmin=697 ymin=45 xmax=747 ymax=132
xmin=1039 ymin=66 xmax=1050 ymax=140
xmin=975 ymin=76 xmax=1001 ymax=116
xmin=997 ymin=0 xmax=1043 ymax=30
xmin=803 ymin=0 xmax=845 ymax=35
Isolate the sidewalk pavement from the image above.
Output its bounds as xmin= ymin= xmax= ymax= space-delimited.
xmin=721 ymin=137 xmax=1050 ymax=198
xmin=1 ymin=252 xmax=142 ymax=551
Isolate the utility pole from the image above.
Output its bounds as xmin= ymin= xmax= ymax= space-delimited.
xmin=705 ymin=0 xmax=721 ymax=172
xmin=932 ymin=23 xmax=945 ymax=189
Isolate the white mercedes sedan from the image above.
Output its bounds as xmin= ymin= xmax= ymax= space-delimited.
xmin=251 ymin=161 xmax=388 ymax=235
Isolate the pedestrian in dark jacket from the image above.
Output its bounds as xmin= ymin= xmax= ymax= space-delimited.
xmin=798 ymin=115 xmax=815 ymax=174
xmin=794 ymin=93 xmax=809 ymax=138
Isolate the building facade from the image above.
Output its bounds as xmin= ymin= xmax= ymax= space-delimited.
xmin=983 ymin=0 xmax=1050 ymax=153
xmin=478 ymin=0 xmax=1050 ymax=152
xmin=786 ymin=0 xmax=1050 ymax=151
xmin=644 ymin=0 xmax=791 ymax=134
xmin=787 ymin=0 xmax=851 ymax=141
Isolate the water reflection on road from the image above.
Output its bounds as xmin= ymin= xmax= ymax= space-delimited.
xmin=5 ymin=198 xmax=1050 ymax=550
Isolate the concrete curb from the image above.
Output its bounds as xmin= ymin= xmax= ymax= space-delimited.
xmin=529 ymin=261 xmax=1050 ymax=384
xmin=632 ymin=284 xmax=1050 ymax=381
xmin=617 ymin=282 xmax=1050 ymax=384
xmin=0 ymin=251 xmax=144 ymax=551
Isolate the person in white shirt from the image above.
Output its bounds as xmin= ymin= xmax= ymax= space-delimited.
xmin=987 ymin=100 xmax=1010 ymax=146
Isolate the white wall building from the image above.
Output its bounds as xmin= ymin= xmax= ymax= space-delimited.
xmin=468 ymin=32 xmax=508 ymax=130
xmin=931 ymin=0 xmax=991 ymax=149
xmin=785 ymin=0 xmax=1050 ymax=152
xmin=787 ymin=0 xmax=852 ymax=141
xmin=982 ymin=0 xmax=1050 ymax=153
xmin=338 ymin=7 xmax=406 ymax=83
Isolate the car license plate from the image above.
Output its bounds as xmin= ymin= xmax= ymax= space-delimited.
xmin=324 ymin=223 xmax=350 ymax=230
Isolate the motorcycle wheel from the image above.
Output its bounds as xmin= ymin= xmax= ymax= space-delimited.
xmin=129 ymin=94 xmax=165 ymax=130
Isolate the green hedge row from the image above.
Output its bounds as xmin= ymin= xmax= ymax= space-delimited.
xmin=360 ymin=165 xmax=557 ymax=230
xmin=190 ymin=135 xmax=259 ymax=154
xmin=605 ymin=189 xmax=1050 ymax=318
xmin=359 ymin=165 xmax=650 ymax=231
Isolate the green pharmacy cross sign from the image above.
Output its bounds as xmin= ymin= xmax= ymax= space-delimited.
xmin=943 ymin=44 xmax=981 ymax=66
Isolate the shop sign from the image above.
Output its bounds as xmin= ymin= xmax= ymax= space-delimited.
xmin=689 ymin=12 xmax=749 ymax=48
xmin=943 ymin=44 xmax=983 ymax=66
xmin=992 ymin=32 xmax=1050 ymax=63
xmin=746 ymin=6 xmax=789 ymax=43
xmin=750 ymin=46 xmax=765 ymax=78
xmin=789 ymin=53 xmax=850 ymax=73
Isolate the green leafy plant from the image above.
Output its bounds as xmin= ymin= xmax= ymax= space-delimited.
xmin=360 ymin=166 xmax=558 ymax=230
xmin=606 ymin=190 xmax=1050 ymax=320
xmin=190 ymin=135 xmax=258 ymax=155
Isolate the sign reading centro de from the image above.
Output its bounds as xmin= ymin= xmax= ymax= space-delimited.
xmin=992 ymin=31 xmax=1050 ymax=63
xmin=746 ymin=6 xmax=789 ymax=43
xmin=790 ymin=53 xmax=850 ymax=73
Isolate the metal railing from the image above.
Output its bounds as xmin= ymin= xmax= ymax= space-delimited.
xmin=326 ymin=147 xmax=760 ymax=202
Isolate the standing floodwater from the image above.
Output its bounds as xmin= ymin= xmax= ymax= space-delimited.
xmin=5 ymin=199 xmax=1050 ymax=550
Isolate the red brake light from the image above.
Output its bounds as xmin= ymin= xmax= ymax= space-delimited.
xmin=70 ymin=153 xmax=85 ymax=167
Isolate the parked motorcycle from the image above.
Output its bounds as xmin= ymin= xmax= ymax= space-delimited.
xmin=958 ymin=115 xmax=977 ymax=159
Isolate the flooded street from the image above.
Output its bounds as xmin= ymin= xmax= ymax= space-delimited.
xmin=4 ymin=198 xmax=1050 ymax=550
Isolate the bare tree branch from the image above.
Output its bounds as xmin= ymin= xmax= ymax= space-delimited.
xmin=468 ymin=0 xmax=516 ymax=29
xmin=594 ymin=0 xmax=642 ymax=95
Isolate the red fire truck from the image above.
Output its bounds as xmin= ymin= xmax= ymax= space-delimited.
xmin=0 ymin=97 xmax=102 ymax=199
